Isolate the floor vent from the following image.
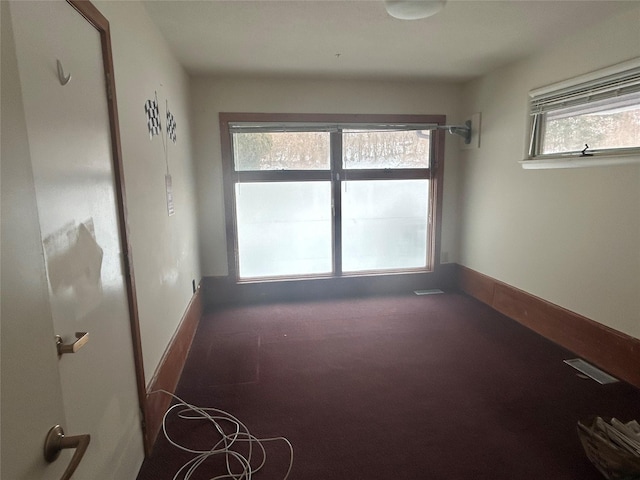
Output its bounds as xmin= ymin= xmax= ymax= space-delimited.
xmin=564 ymin=358 xmax=619 ymax=384
xmin=414 ymin=289 xmax=444 ymax=296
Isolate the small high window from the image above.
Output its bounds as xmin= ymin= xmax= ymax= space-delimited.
xmin=527 ymin=59 xmax=640 ymax=162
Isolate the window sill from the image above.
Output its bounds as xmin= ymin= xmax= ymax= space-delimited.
xmin=520 ymin=153 xmax=640 ymax=170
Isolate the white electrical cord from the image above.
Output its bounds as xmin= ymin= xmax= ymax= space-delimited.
xmin=150 ymin=390 xmax=293 ymax=480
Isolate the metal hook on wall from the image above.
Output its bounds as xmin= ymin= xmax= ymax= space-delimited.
xmin=56 ymin=59 xmax=71 ymax=86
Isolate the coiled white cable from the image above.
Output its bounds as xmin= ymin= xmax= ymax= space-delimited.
xmin=150 ymin=390 xmax=293 ymax=480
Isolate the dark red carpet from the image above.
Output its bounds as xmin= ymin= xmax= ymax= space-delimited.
xmin=136 ymin=292 xmax=639 ymax=479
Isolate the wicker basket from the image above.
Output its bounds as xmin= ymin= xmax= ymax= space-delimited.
xmin=577 ymin=417 xmax=640 ymax=480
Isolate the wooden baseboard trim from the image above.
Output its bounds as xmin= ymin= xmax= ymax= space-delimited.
xmin=144 ymin=284 xmax=203 ymax=455
xmin=202 ymin=264 xmax=458 ymax=308
xmin=457 ymin=265 xmax=640 ymax=389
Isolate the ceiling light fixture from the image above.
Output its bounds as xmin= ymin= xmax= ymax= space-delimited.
xmin=384 ymin=0 xmax=446 ymax=20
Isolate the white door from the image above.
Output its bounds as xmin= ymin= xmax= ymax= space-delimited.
xmin=1 ymin=3 xmax=69 ymax=478
xmin=2 ymin=1 xmax=144 ymax=478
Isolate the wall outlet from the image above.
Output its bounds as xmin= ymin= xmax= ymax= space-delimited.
xmin=441 ymin=251 xmax=449 ymax=263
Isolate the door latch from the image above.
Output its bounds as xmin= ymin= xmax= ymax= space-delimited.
xmin=55 ymin=332 xmax=89 ymax=356
xmin=44 ymin=425 xmax=90 ymax=480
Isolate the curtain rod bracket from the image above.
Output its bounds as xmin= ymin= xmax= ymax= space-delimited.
xmin=440 ymin=120 xmax=472 ymax=144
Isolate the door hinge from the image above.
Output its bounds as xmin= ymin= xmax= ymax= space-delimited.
xmin=105 ymin=73 xmax=113 ymax=100
xmin=123 ymin=251 xmax=132 ymax=277
xmin=139 ymin=407 xmax=147 ymax=430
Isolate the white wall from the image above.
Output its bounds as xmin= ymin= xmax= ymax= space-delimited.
xmin=95 ymin=1 xmax=201 ymax=382
xmin=190 ymin=76 xmax=464 ymax=276
xmin=459 ymin=5 xmax=640 ymax=339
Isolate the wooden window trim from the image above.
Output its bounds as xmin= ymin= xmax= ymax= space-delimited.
xmin=219 ymin=112 xmax=446 ymax=283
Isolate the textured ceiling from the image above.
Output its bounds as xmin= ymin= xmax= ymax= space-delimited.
xmin=143 ymin=0 xmax=635 ymax=82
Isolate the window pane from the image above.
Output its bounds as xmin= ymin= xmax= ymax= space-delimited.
xmin=236 ymin=182 xmax=332 ymax=278
xmin=342 ymin=180 xmax=429 ymax=272
xmin=342 ymin=130 xmax=430 ymax=169
xmin=233 ymin=132 xmax=330 ymax=171
xmin=542 ymin=91 xmax=640 ymax=154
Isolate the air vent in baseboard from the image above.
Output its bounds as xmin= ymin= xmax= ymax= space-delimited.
xmin=564 ymin=358 xmax=619 ymax=384
xmin=414 ymin=289 xmax=444 ymax=296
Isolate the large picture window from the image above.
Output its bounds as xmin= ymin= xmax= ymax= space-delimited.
xmin=220 ymin=113 xmax=445 ymax=281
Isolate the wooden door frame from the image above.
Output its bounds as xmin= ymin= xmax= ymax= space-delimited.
xmin=66 ymin=0 xmax=149 ymax=454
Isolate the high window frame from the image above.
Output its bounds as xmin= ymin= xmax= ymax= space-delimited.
xmin=219 ymin=113 xmax=446 ymax=283
xmin=525 ymin=58 xmax=640 ymax=168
